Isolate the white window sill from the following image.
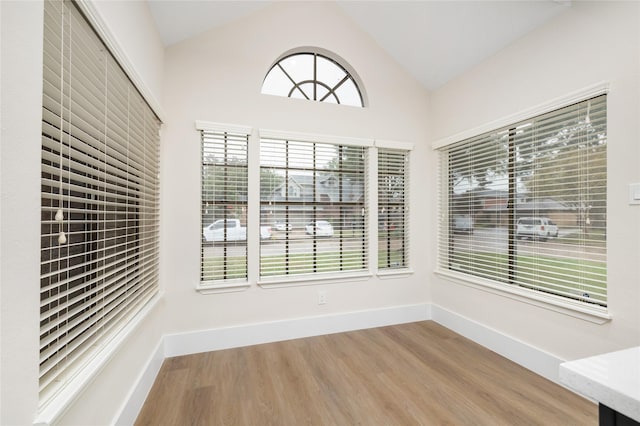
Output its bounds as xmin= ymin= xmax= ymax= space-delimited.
xmin=34 ymin=292 xmax=163 ymax=426
xmin=258 ymin=271 xmax=372 ymax=288
xmin=196 ymin=280 xmax=250 ymax=294
xmin=434 ymin=269 xmax=611 ymax=324
xmin=377 ymin=268 xmax=414 ymax=279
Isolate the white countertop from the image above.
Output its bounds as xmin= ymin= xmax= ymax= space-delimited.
xmin=560 ymin=346 xmax=640 ymax=422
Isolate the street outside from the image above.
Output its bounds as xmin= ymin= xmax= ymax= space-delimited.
xmin=202 ymin=227 xmax=605 ymax=263
xmin=203 ymin=229 xmax=386 ymax=258
xmin=453 ymin=227 xmax=605 ymax=262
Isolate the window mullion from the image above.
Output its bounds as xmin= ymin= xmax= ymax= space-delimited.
xmin=508 ymin=128 xmax=517 ymax=285
xmin=247 ymin=130 xmax=260 ymax=285
xmin=312 ymin=143 xmax=318 ymax=273
xmin=285 ymin=141 xmax=290 ymax=275
xmin=223 ymin=133 xmax=229 ymax=279
xmin=321 ymin=75 xmax=349 ymax=103
xmin=339 ymin=145 xmax=344 ymax=271
xmin=313 ymin=53 xmax=317 ymax=101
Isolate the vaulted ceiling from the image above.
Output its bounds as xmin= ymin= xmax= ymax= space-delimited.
xmin=147 ymin=1 xmax=571 ymax=91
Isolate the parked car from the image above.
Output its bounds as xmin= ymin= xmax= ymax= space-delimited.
xmin=516 ymin=217 xmax=558 ymax=240
xmin=274 ymin=221 xmax=292 ymax=231
xmin=305 ymin=220 xmax=334 ymax=237
xmin=452 ymin=214 xmax=473 ymax=233
xmin=203 ymin=219 xmax=246 ymax=242
xmin=203 ymin=219 xmax=271 ymax=242
xmin=260 ymin=225 xmax=272 ymax=240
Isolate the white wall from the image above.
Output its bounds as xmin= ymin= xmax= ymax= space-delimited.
xmin=161 ymin=1 xmax=431 ymax=337
xmin=88 ymin=0 xmax=165 ymax=116
xmin=1 ymin=1 xmax=44 ymax=424
xmin=429 ymin=1 xmax=640 ymax=361
xmin=0 ymin=1 xmax=167 ymax=424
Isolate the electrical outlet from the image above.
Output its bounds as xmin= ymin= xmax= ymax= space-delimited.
xmin=318 ymin=290 xmax=327 ymax=305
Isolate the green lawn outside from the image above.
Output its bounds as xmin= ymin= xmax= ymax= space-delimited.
xmin=201 ymin=256 xmax=247 ymax=281
xmin=378 ymin=249 xmax=407 ymax=269
xmin=559 ymin=229 xmax=606 ymax=245
xmin=261 ymin=251 xmax=366 ymax=276
xmin=202 ymin=246 xmax=604 ymax=306
xmin=450 ymin=250 xmax=607 ymax=304
xmin=204 ymin=248 xmax=408 ymax=280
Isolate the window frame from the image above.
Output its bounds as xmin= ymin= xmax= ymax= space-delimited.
xmin=194 ymin=126 xmax=414 ymax=290
xmin=39 ymin=0 xmax=161 ymax=413
xmin=196 ymin=121 xmax=252 ymax=294
xmin=376 ymin=141 xmax=413 ymax=277
xmin=261 ymin=50 xmax=365 ymax=108
xmin=433 ymin=84 xmax=611 ymax=323
xmin=258 ymin=129 xmax=374 ymax=287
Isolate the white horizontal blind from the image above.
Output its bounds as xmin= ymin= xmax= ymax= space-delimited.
xmin=438 ymin=95 xmax=607 ymax=306
xmin=200 ymin=129 xmax=248 ymax=282
xmin=260 ymin=137 xmax=368 ymax=278
xmin=40 ymin=0 xmax=160 ymax=404
xmin=378 ymin=149 xmax=409 ymax=270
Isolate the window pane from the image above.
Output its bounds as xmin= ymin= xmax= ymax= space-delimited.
xmin=41 ymin=0 xmax=160 ymax=403
xmin=201 ymin=131 xmax=248 ymax=282
xmin=262 ymin=66 xmax=292 ymax=97
xmin=378 ymin=149 xmax=409 ymax=269
xmin=279 ymin=54 xmax=314 ymax=86
xmin=438 ymin=95 xmax=607 ymax=307
xmin=287 ymin=140 xmax=315 ymax=169
xmin=316 ymin=85 xmax=330 ymax=102
xmin=296 ymin=82 xmax=314 ymax=100
xmin=317 ymin=56 xmax=346 ymax=88
xmin=323 ymin=93 xmax=339 ymax=104
xmin=335 ymin=78 xmax=362 ymax=107
xmin=260 ymin=52 xmax=364 ymax=107
xmin=316 ymin=143 xmax=337 ymax=169
xmin=260 ymin=138 xmax=367 ymax=278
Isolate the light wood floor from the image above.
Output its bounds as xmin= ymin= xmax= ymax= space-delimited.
xmin=135 ymin=321 xmax=596 ymax=425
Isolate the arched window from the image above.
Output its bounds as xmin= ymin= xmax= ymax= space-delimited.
xmin=261 ymin=51 xmax=364 ymax=107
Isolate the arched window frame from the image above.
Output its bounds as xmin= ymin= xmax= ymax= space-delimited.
xmin=261 ymin=49 xmax=366 ymax=107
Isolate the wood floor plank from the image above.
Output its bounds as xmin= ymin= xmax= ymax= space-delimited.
xmin=135 ymin=321 xmax=596 ymax=425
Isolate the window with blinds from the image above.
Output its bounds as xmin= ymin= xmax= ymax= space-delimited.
xmin=260 ymin=135 xmax=368 ymax=278
xmin=437 ymin=95 xmax=607 ymax=308
xmin=41 ymin=0 xmax=160 ymax=404
xmin=378 ymin=149 xmax=409 ymax=270
xmin=199 ymin=126 xmax=249 ymax=283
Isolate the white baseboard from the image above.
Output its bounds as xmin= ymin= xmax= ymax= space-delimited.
xmin=115 ymin=303 xmax=430 ymax=423
xmin=430 ymin=304 xmax=564 ymax=383
xmin=114 ymin=340 xmax=165 ymax=426
xmin=164 ymin=303 xmax=431 ymax=357
xmin=120 ymin=302 xmax=570 ymax=423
